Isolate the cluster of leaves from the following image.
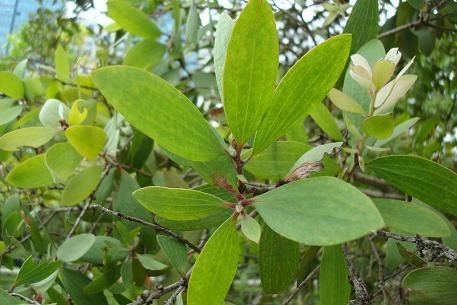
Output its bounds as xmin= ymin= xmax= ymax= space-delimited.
xmin=1 ymin=1 xmax=457 ymax=305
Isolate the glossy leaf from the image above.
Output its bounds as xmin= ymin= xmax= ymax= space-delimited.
xmin=254 ymin=177 xmax=384 ymax=245
xmin=366 ymin=155 xmax=457 ymax=216
xmin=402 ymin=266 xmax=457 ymax=305
xmin=213 ymin=13 xmax=235 ymax=100
xmin=65 ymin=125 xmax=106 ymax=160
xmin=124 ymin=39 xmax=166 ymax=69
xmin=0 ymin=71 xmax=24 ymax=99
xmin=223 ymin=0 xmax=278 ymax=145
xmin=373 ymin=199 xmax=450 ymax=237
xmin=6 ymin=154 xmax=54 ymax=188
xmin=310 ymin=103 xmax=343 ymax=140
xmin=57 ymin=234 xmax=96 ymax=262
xmin=254 ymin=34 xmax=351 ymax=154
xmin=319 ymin=245 xmax=350 ymax=305
xmin=62 ymin=166 xmax=103 ymax=206
xmin=92 ymin=66 xmax=224 ymax=161
xmin=187 ymin=219 xmax=240 ymax=305
xmin=133 ymin=186 xmax=229 ymax=221
xmin=343 ymin=0 xmax=379 ymax=53
xmin=259 ymin=224 xmax=299 ymax=293
xmin=363 ymin=114 xmax=395 ymax=139
xmin=0 ymin=127 xmax=58 ymax=151
xmin=156 ymin=235 xmax=189 ymax=276
xmin=45 ymin=142 xmax=82 ymax=182
xmin=107 ymin=0 xmax=160 ymax=38
xmin=245 ymin=141 xmax=310 ymax=180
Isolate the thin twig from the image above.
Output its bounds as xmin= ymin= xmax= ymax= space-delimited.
xmin=281 ymin=265 xmax=320 ymax=305
xmin=343 ymin=244 xmax=370 ymax=305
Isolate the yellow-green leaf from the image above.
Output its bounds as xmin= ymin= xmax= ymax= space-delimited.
xmin=0 ymin=71 xmax=24 ymax=99
xmin=362 ymin=114 xmax=394 ymax=139
xmin=55 ymin=45 xmax=71 ymax=82
xmin=188 ymin=219 xmax=240 ymax=305
xmin=0 ymin=127 xmax=58 ymax=151
xmin=65 ymin=125 xmax=106 ymax=160
xmin=124 ymin=39 xmax=166 ymax=69
xmin=45 ymin=142 xmax=82 ymax=182
xmin=223 ymin=0 xmax=278 ymax=145
xmin=310 ymin=103 xmax=343 ymax=140
xmin=62 ymin=166 xmax=103 ymax=206
xmin=92 ymin=66 xmax=224 ymax=161
xmin=327 ymin=88 xmax=365 ymax=114
xmin=6 ymin=154 xmax=54 ymax=188
xmin=254 ymin=34 xmax=351 ymax=154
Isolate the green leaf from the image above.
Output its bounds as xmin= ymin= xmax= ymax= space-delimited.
xmin=402 ymin=266 xmax=457 ymax=305
xmin=223 ymin=0 xmax=278 ymax=145
xmin=254 ymin=34 xmax=352 ymax=154
xmin=83 ymin=263 xmax=121 ymax=295
xmin=6 ymin=154 xmax=54 ymax=188
xmin=45 ymin=142 xmax=82 ymax=182
xmin=133 ymin=186 xmax=229 ymax=221
xmin=366 ymin=155 xmax=457 ymax=216
xmin=12 ymin=256 xmax=61 ymax=289
xmin=137 ymin=254 xmax=168 ymax=271
xmin=373 ymin=199 xmax=450 ymax=237
xmin=60 ymin=268 xmax=108 ymax=305
xmin=188 ymin=218 xmax=240 ymax=305
xmin=57 ymin=234 xmax=96 ymax=262
xmin=289 ymin=142 xmax=342 ymax=174
xmin=327 ymin=88 xmax=365 ymax=114
xmin=239 ymin=214 xmax=261 ymax=243
xmin=214 ymin=13 xmax=235 ymax=101
xmin=309 ymin=103 xmax=343 ymax=141
xmin=245 ymin=141 xmax=311 ymax=180
xmin=0 ymin=127 xmax=58 ymax=151
xmin=319 ymin=245 xmax=351 ymax=305
xmin=55 ymin=45 xmax=71 ymax=82
xmin=124 ymin=39 xmax=166 ymax=69
xmin=39 ymin=99 xmax=70 ymax=128
xmin=0 ymin=289 xmax=22 ymax=305
xmin=107 ymin=0 xmax=160 ymax=38
xmin=79 ymin=236 xmax=128 ymax=265
xmin=0 ymin=101 xmax=22 ymax=125
xmin=156 ymin=235 xmax=189 ymax=276
xmin=362 ymin=114 xmax=394 ymax=139
xmin=0 ymin=71 xmax=24 ymax=99
xmin=254 ymin=177 xmax=384 ymax=245
xmin=343 ymin=0 xmax=379 ymax=53
xmin=113 ymin=172 xmax=151 ymax=227
xmin=62 ymin=166 xmax=103 ymax=206
xmin=65 ymin=125 xmax=106 ymax=160
xmin=374 ymin=117 xmax=420 ymax=147
xmin=92 ymin=66 xmax=224 ymax=161
xmin=185 ymin=1 xmax=201 ymax=44
xmin=259 ymin=224 xmax=299 ymax=293
xmin=155 ymin=209 xmax=233 ymax=232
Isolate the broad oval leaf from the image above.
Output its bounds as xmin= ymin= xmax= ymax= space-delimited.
xmin=45 ymin=142 xmax=82 ymax=182
xmin=6 ymin=154 xmax=54 ymax=188
xmin=188 ymin=218 xmax=240 ymax=305
xmin=0 ymin=71 xmax=24 ymax=99
xmin=0 ymin=127 xmax=58 ymax=151
xmin=259 ymin=224 xmax=299 ymax=293
xmin=401 ymin=266 xmax=457 ymax=305
xmin=62 ymin=166 xmax=103 ymax=206
xmin=39 ymin=99 xmax=70 ymax=127
xmin=374 ymin=117 xmax=420 ymax=147
xmin=366 ymin=155 xmax=457 ymax=216
xmin=92 ymin=66 xmax=224 ymax=161
xmin=254 ymin=176 xmax=384 ymax=245
xmin=156 ymin=235 xmax=189 ymax=276
xmin=0 ymin=102 xmax=22 ymax=125
xmin=373 ymin=199 xmax=450 ymax=237
xmin=137 ymin=254 xmax=168 ymax=271
xmin=133 ymin=186 xmax=229 ymax=221
xmin=254 ymin=34 xmax=352 ymax=154
xmin=319 ymin=245 xmax=351 ymax=305
xmin=245 ymin=141 xmax=311 ymax=180
xmin=57 ymin=234 xmax=96 ymax=262
xmin=223 ymin=0 xmax=278 ymax=145
xmin=124 ymin=39 xmax=166 ymax=69
xmin=65 ymin=125 xmax=106 ymax=160
xmin=239 ymin=214 xmax=261 ymax=243
xmin=327 ymin=88 xmax=365 ymax=114
xmin=362 ymin=114 xmax=394 ymax=139
xmin=79 ymin=236 xmax=128 ymax=265
xmin=107 ymin=0 xmax=161 ymax=38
